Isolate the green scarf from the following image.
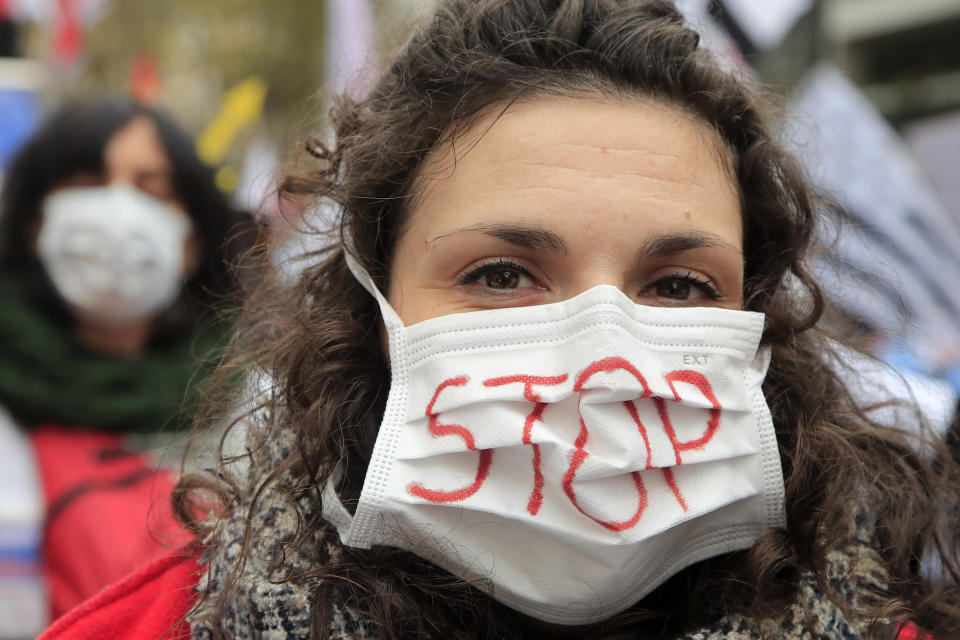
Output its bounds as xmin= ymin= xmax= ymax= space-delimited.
xmin=0 ymin=281 xmax=231 ymax=433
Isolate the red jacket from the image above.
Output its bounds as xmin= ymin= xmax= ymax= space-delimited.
xmin=37 ymin=549 xmax=200 ymax=640
xmin=32 ymin=426 xmax=192 ymax=619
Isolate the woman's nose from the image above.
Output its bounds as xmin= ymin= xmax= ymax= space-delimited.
xmin=567 ymin=265 xmax=633 ymax=301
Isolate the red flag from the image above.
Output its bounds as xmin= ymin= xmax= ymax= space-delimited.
xmin=130 ymin=54 xmax=161 ymax=104
xmin=52 ymin=0 xmax=83 ymax=66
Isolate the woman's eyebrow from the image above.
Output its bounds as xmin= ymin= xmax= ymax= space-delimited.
xmin=430 ymin=223 xmax=568 ymax=254
xmin=635 ymin=231 xmax=741 ymax=261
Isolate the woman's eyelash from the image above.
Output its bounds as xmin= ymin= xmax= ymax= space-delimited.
xmin=655 ymin=271 xmax=722 ymax=299
xmin=456 ymin=259 xmax=534 ymax=286
xmin=455 ymin=263 xmax=720 ymax=299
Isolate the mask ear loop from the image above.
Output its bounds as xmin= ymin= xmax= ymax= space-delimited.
xmin=313 ymin=252 xmax=366 ymax=536
xmin=746 ymin=345 xmax=772 ymax=388
xmin=320 ymin=468 xmax=355 ymax=537
xmin=344 ymin=250 xmax=405 ymax=332
xmin=325 ymin=247 xmax=412 ymax=548
xmin=314 ymin=249 xmax=383 ymax=541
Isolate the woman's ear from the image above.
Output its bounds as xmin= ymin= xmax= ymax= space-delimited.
xmin=183 ymin=232 xmax=203 ymax=278
xmin=28 ymin=213 xmax=43 ymax=257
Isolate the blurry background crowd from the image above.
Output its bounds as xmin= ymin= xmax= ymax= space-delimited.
xmin=1 ymin=0 xmax=960 ymax=638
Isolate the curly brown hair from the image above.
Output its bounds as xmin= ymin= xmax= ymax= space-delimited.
xmin=176 ymin=0 xmax=960 ymax=638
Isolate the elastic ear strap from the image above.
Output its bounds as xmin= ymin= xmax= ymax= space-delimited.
xmin=320 ymin=475 xmax=356 ymax=537
xmin=344 ymin=251 xmax=404 ymax=330
xmin=747 ymin=346 xmax=773 ymax=387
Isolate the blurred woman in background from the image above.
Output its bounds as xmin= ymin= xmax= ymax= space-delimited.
xmin=0 ymin=96 xmax=255 ymax=621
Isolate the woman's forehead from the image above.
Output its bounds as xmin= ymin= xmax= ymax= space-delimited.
xmin=104 ymin=117 xmax=172 ymax=179
xmin=404 ymin=95 xmax=742 ymax=251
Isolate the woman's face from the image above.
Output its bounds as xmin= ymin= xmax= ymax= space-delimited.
xmin=389 ymin=96 xmax=743 ymax=326
xmin=36 ymin=116 xmax=199 ymax=284
xmin=32 ymin=115 xmax=201 ymax=351
xmin=60 ymin=116 xmax=185 ymax=210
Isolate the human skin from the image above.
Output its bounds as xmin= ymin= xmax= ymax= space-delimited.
xmin=388 ymin=95 xmax=744 ymax=326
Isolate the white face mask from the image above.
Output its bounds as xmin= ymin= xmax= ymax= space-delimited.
xmin=323 ymin=254 xmax=785 ymax=626
xmin=37 ymin=184 xmax=193 ymax=327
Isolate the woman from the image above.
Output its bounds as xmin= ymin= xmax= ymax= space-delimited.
xmin=40 ymin=1 xmax=960 ymax=638
xmin=0 ymin=96 xmax=255 ymax=620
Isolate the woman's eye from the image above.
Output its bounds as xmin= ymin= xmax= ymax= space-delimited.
xmin=655 ymin=279 xmax=694 ymax=300
xmin=484 ymin=268 xmax=521 ymax=290
xmin=647 ymin=273 xmax=721 ymax=302
xmin=135 ymin=173 xmax=176 ymax=204
xmin=457 ymin=260 xmax=540 ymax=294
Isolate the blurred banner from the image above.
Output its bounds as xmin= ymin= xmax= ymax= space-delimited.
xmin=904 ymin=111 xmax=960 ymax=226
xmin=717 ymin=0 xmax=812 ymax=52
xmin=0 ymin=58 xmax=44 ymax=187
xmin=784 ymin=64 xmax=960 ymax=368
xmin=325 ymin=0 xmax=377 ymax=101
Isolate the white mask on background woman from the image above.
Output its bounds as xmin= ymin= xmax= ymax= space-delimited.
xmin=37 ymin=184 xmax=193 ymax=327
